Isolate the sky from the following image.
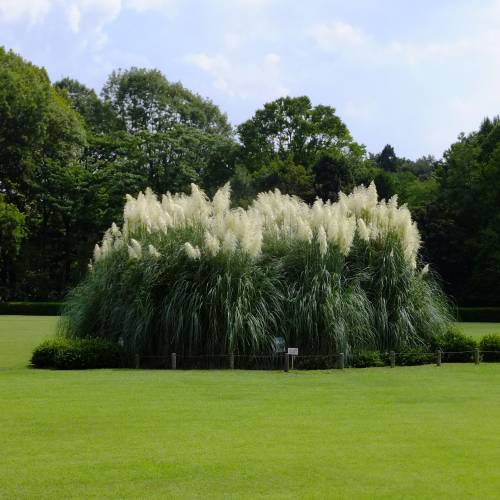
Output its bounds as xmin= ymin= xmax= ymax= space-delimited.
xmin=1 ymin=0 xmax=500 ymax=159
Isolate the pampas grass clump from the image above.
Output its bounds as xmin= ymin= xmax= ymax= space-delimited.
xmin=60 ymin=182 xmax=450 ymax=357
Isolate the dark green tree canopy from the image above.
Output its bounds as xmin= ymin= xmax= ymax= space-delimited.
xmin=423 ymin=116 xmax=500 ymax=304
xmin=102 ymin=67 xmax=231 ymax=136
xmin=376 ymin=144 xmax=398 ymax=172
xmin=252 ymin=158 xmax=314 ymax=201
xmin=1 ymin=47 xmax=498 ymax=307
xmin=237 ymin=96 xmax=359 ymax=170
xmin=54 ymin=78 xmax=118 ymax=134
xmin=313 ymin=151 xmax=354 ymax=202
xmin=0 ymin=195 xmax=25 ymax=260
xmin=0 ymin=48 xmax=50 ymax=200
xmin=0 ymin=48 xmax=86 ymax=206
xmin=0 ymin=194 xmax=26 ymax=297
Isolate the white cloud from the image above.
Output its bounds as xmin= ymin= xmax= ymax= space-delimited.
xmin=216 ymin=0 xmax=276 ymax=8
xmin=185 ymin=51 xmax=288 ymax=101
xmin=0 ymin=0 xmax=178 ymax=36
xmin=309 ymin=15 xmax=500 ymax=67
xmin=67 ymin=0 xmax=121 ymax=50
xmin=0 ymin=0 xmax=51 ymax=24
xmin=308 ymin=21 xmax=367 ymax=51
xmin=125 ymin=0 xmax=178 ymax=13
xmin=76 ymin=0 xmax=122 ymax=22
xmin=307 ymin=9 xmax=500 ymax=156
xmin=66 ymin=3 xmax=81 ymax=33
xmin=223 ymin=32 xmax=242 ymax=50
xmin=264 ymin=52 xmax=280 ymax=65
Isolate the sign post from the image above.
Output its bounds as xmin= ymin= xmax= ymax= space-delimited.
xmin=287 ymin=348 xmax=298 ymax=370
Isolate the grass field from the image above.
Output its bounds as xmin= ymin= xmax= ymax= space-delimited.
xmin=455 ymin=322 xmax=500 ymax=338
xmin=1 ymin=316 xmax=499 ymax=498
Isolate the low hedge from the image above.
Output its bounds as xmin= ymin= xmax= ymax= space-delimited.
xmin=31 ymin=337 xmax=126 ymax=369
xmin=397 ymin=347 xmax=435 ymax=366
xmin=479 ymin=334 xmax=500 ymax=362
xmin=29 ymin=333 xmax=499 ymax=370
xmin=350 ymin=351 xmax=384 ymax=368
xmin=0 ymin=302 xmax=61 ymax=315
xmin=436 ymin=328 xmax=477 ymax=362
xmin=457 ymin=307 xmax=500 ymax=322
xmin=292 ymin=355 xmax=338 ymax=370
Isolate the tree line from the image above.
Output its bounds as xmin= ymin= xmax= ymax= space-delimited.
xmin=0 ymin=47 xmax=499 ymax=305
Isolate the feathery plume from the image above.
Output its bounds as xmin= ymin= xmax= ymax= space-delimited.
xmin=184 ymin=242 xmax=201 ymax=260
xmin=148 ymin=244 xmax=161 ymax=259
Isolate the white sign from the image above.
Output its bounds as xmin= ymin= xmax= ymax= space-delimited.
xmin=287 ymin=348 xmax=298 ymax=356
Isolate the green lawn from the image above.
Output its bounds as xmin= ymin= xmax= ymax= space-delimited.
xmin=455 ymin=322 xmax=500 ymax=338
xmin=0 ymin=316 xmax=499 ymax=498
xmin=0 ymin=315 xmax=58 ymax=369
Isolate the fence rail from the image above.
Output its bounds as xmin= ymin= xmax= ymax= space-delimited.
xmin=133 ymin=349 xmax=500 ymax=371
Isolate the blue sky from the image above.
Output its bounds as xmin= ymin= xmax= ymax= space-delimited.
xmin=1 ymin=0 xmax=500 ymax=159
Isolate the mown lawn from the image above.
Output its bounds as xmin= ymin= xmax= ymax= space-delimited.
xmin=0 ymin=316 xmax=499 ymax=498
xmin=0 ymin=315 xmax=58 ymax=369
xmin=455 ymin=321 xmax=500 ymax=338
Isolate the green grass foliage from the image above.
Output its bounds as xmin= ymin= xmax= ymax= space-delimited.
xmin=60 ymin=184 xmax=451 ymax=358
xmin=1 ymin=316 xmax=499 ymax=498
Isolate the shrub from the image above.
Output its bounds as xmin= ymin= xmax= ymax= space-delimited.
xmin=31 ymin=338 xmax=125 ymax=369
xmin=397 ymin=347 xmax=435 ymax=366
xmin=350 ymin=351 xmax=384 ymax=368
xmin=31 ymin=338 xmax=72 ymax=368
xmin=0 ymin=301 xmax=61 ymax=315
xmin=437 ymin=328 xmax=477 ymax=362
xmin=479 ymin=334 xmax=500 ymax=362
xmin=293 ymin=355 xmax=338 ymax=370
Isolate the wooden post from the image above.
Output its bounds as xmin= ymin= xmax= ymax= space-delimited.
xmin=284 ymin=353 xmax=289 ymax=372
xmin=436 ymin=349 xmax=442 ymax=367
xmin=171 ymin=352 xmax=176 ymax=370
xmin=338 ymin=352 xmax=344 ymax=370
xmin=390 ymin=351 xmax=395 ymax=368
xmin=474 ymin=348 xmax=480 ymax=365
xmin=134 ymin=354 xmax=140 ymax=369
xmin=229 ymin=353 xmax=234 ymax=369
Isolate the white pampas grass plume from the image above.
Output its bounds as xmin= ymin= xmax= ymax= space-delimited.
xmin=184 ymin=242 xmax=201 ymax=260
xmin=357 ymin=219 xmax=370 ymax=242
xmin=297 ymin=218 xmax=313 ymax=243
xmin=101 ymin=182 xmax=423 ymax=268
xmin=222 ymin=231 xmax=238 ymax=253
xmin=367 ymin=181 xmax=378 ymax=207
xmin=420 ymin=264 xmax=430 ymax=276
xmin=317 ymin=226 xmax=328 ymax=256
xmin=93 ymin=244 xmax=102 ymax=262
xmin=241 ymin=229 xmax=262 ymax=258
xmin=128 ymin=239 xmax=142 ymax=260
xmin=212 ymin=183 xmax=231 ymax=214
xmin=204 ymin=231 xmax=220 ymax=256
xmin=110 ymin=222 xmax=121 ymax=238
xmin=148 ymin=244 xmax=161 ymax=259
xmin=338 ymin=217 xmax=356 ymax=255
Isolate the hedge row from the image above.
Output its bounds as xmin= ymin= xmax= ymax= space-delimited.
xmin=31 ymin=338 xmax=126 ymax=369
xmin=0 ymin=302 xmax=62 ymax=316
xmin=31 ymin=332 xmax=500 ymax=369
xmin=457 ymin=307 xmax=500 ymax=322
